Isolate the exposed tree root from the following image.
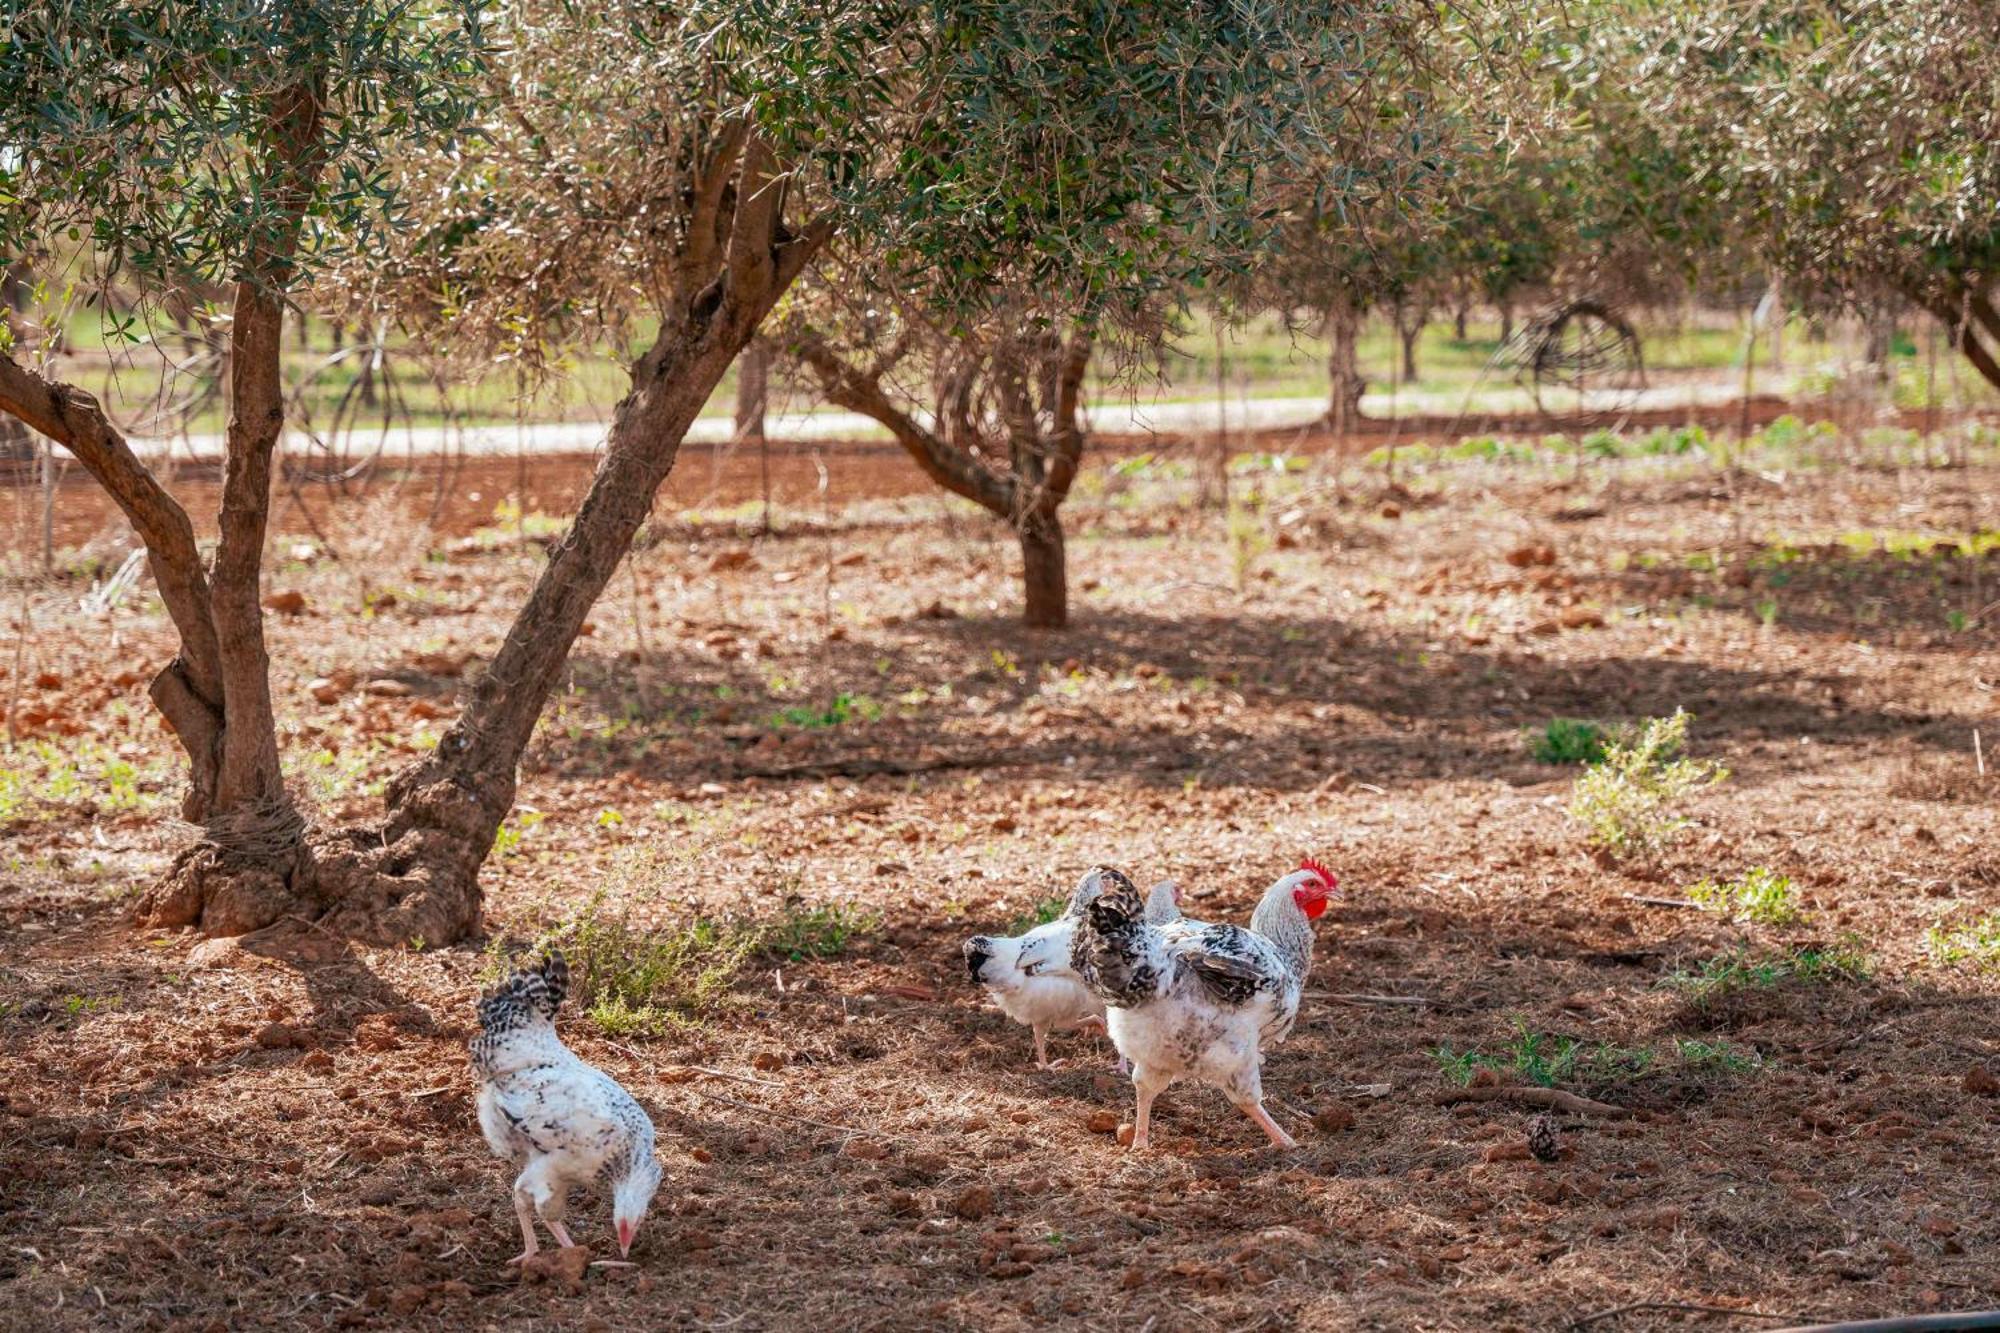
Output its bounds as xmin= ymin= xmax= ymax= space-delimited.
xmin=134 ymin=773 xmax=499 ymax=946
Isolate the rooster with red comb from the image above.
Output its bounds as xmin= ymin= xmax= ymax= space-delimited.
xmin=1071 ymin=858 xmax=1338 ymax=1150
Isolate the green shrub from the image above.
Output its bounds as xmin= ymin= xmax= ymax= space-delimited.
xmin=1532 ymin=717 xmax=1609 ymax=765
xmin=1567 ymin=710 xmax=1728 ymax=858
xmin=487 ymin=887 xmax=879 ymax=1035
xmin=542 ymin=897 xmax=760 ymax=1035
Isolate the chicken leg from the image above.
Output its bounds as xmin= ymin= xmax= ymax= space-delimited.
xmin=1129 ymin=1067 xmax=1171 ymax=1152
xmin=1225 ymin=1071 xmax=1296 ymax=1150
xmin=507 ymin=1191 xmax=540 ymax=1265
xmin=1238 ymin=1098 xmax=1297 ymax=1150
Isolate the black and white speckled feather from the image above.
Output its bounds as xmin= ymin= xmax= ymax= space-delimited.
xmin=964 ymin=873 xmax=1179 ymax=1066
xmin=471 ymin=950 xmax=663 ymax=1254
xmin=1070 ymin=863 xmax=1336 ymax=1150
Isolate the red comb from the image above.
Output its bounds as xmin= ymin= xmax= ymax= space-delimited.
xmin=1299 ymin=857 xmax=1339 ymax=891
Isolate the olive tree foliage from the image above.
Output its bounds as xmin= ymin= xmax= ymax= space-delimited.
xmin=0 ymin=1 xmax=486 ymax=938
xmin=1622 ymin=0 xmax=2000 ymax=386
xmin=775 ymin=1 xmax=1448 ymax=623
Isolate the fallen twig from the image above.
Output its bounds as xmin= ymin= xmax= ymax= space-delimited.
xmin=1434 ymin=1085 xmax=1634 ymax=1119
xmin=1318 ymin=992 xmax=1433 ymax=1007
xmin=673 ymin=1064 xmax=785 ymax=1088
xmin=727 ymin=754 xmax=1012 ymax=781
xmin=1570 ymin=1302 xmax=1791 ymax=1330
xmin=1622 ymin=894 xmax=1702 ymax=909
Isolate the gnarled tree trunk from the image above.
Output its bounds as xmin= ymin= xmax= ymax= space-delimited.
xmin=789 ymin=322 xmax=1092 ymax=630
xmin=1019 ymin=516 xmax=1067 ymax=630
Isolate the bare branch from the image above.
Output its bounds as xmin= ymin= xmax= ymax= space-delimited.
xmin=0 ymin=354 xmax=222 ymax=706
xmin=789 ymin=331 xmax=1016 ymax=517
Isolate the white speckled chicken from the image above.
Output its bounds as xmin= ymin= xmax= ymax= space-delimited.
xmin=963 ymin=874 xmax=1181 ymax=1067
xmin=1071 ymin=860 xmax=1337 ymax=1150
xmin=471 ymin=952 xmax=664 ymax=1262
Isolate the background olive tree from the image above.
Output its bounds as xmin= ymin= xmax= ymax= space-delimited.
xmin=777 ymin=1 xmax=1450 ymax=625
xmin=1618 ymin=0 xmax=2000 ymax=386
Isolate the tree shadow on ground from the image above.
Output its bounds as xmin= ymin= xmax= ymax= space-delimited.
xmin=1588 ymin=537 xmax=1997 ymax=643
xmin=537 ymin=607 xmax=1983 ymax=796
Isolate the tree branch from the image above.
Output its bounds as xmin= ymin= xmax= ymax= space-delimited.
xmin=684 ymin=117 xmax=751 ymax=285
xmin=790 ymin=332 xmax=1016 ymax=517
xmin=1037 ymin=331 xmax=1093 ymax=513
xmin=724 ymin=135 xmax=784 ymax=302
xmin=0 ymin=355 xmax=223 ymax=708
xmin=1907 ymin=281 xmax=2000 ymax=392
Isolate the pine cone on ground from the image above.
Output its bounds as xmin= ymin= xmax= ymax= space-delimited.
xmin=1526 ymin=1113 xmax=1562 ymax=1163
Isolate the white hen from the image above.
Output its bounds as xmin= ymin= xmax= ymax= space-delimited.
xmin=1071 ymin=860 xmax=1337 ymax=1151
xmin=964 ymin=874 xmax=1180 ymax=1067
xmin=471 ymin=951 xmax=664 ymax=1262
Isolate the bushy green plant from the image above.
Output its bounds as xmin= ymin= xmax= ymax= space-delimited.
xmin=1685 ymin=866 xmax=1802 ymax=925
xmin=487 ymin=894 xmax=758 ymax=1036
xmin=1532 ymin=717 xmax=1609 ymax=765
xmin=1567 ymin=710 xmax=1728 ymax=858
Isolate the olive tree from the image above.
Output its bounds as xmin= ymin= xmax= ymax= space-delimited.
xmin=776 ymin=1 xmax=1448 ymax=624
xmin=1626 ymin=0 xmax=2000 ymax=386
xmin=784 ymin=300 xmax=1094 ymax=627
xmin=0 ymin=1 xmax=485 ymax=936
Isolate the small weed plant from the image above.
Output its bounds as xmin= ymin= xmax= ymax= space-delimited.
xmin=1431 ymin=1018 xmax=1756 ymax=1088
xmin=1226 ymin=496 xmax=1270 ymax=589
xmin=770 ymin=691 xmax=880 ymax=730
xmin=506 ymin=894 xmax=760 ymax=1036
xmin=486 ymin=878 xmax=882 ymax=1036
xmin=1685 ymin=866 xmax=1802 ymax=926
xmin=1925 ymin=911 xmax=2000 ymax=973
xmin=757 ymin=901 xmax=881 ymax=962
xmin=1664 ymin=939 xmax=1869 ymax=1010
xmin=1567 ymin=710 xmax=1728 ymax=858
xmin=1005 ymin=895 xmax=1070 ymax=935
